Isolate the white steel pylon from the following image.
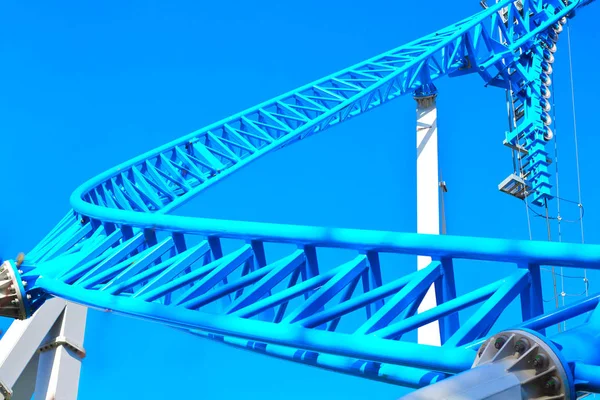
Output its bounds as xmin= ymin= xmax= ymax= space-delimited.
xmin=0 ymin=300 xmax=86 ymax=400
xmin=415 ymin=89 xmax=442 ymax=346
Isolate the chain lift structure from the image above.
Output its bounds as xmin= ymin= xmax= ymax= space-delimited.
xmin=1 ymin=0 xmax=599 ymax=398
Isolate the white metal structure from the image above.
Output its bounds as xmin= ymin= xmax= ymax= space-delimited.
xmin=415 ymin=92 xmax=442 ymax=346
xmin=0 ymin=300 xmax=86 ymax=400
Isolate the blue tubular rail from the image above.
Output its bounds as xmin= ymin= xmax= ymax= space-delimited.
xmin=11 ymin=0 xmax=599 ymax=393
xmin=62 ymin=0 xmax=579 ymax=219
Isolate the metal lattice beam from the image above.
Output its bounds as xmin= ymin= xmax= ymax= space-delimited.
xmin=1 ymin=0 xmax=597 ymax=397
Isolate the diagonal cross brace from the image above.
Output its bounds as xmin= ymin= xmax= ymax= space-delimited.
xmin=0 ymin=299 xmax=87 ymax=400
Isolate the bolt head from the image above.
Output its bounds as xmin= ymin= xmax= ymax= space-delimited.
xmin=533 ymin=354 xmax=547 ymax=369
xmin=494 ymin=336 xmax=507 ymax=350
xmin=477 ymin=344 xmax=485 ymax=357
xmin=514 ymin=339 xmax=528 ymax=353
xmin=544 ymin=376 xmax=561 ymax=394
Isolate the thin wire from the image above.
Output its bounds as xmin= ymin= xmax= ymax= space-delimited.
xmin=526 ymin=198 xmax=584 ymax=222
xmin=545 ymin=199 xmax=561 ymax=332
xmin=541 ymin=268 xmax=591 ymax=303
xmin=567 ymin=21 xmax=589 ymax=296
xmin=524 ymin=197 xmax=533 ymax=240
xmin=541 ymin=268 xmax=586 ymax=279
xmin=543 ymin=287 xmax=589 ymax=303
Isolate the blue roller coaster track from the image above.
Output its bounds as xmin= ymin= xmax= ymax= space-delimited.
xmin=2 ymin=0 xmax=600 ymax=397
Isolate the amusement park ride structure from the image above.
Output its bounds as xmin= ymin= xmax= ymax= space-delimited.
xmin=1 ymin=0 xmax=599 ymax=398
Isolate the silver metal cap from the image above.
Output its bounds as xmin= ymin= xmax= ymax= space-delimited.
xmin=0 ymin=261 xmax=27 ymax=320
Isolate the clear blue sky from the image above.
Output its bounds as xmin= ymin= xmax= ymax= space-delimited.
xmin=0 ymin=1 xmax=599 ymax=398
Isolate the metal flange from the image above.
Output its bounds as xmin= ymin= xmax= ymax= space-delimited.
xmin=400 ymin=329 xmax=575 ymax=399
xmin=38 ymin=335 xmax=86 ymax=359
xmin=0 ymin=261 xmax=28 ymax=320
xmin=474 ymin=329 xmax=575 ymax=400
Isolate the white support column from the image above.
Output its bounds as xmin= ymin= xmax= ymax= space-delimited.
xmin=34 ymin=303 xmax=87 ymax=400
xmin=0 ymin=298 xmax=66 ymax=400
xmin=415 ymin=90 xmax=441 ymax=346
xmin=0 ymin=300 xmax=87 ymax=400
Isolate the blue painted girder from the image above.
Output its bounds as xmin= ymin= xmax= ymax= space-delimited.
xmin=11 ymin=0 xmax=598 ymax=392
xmin=59 ymin=0 xmax=583 ymax=223
xmin=18 ymin=218 xmax=600 ymax=391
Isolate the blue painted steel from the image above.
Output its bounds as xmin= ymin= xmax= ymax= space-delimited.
xmin=5 ymin=0 xmax=600 ymax=395
xmin=547 ymin=323 xmax=600 ymax=368
xmin=59 ymin=0 xmax=581 ymax=225
xmin=444 ymin=269 xmax=531 ymax=347
xmin=355 ymin=262 xmax=441 ymax=335
xmin=519 ymin=323 xmax=600 ymax=398
xmin=36 ymin=277 xmax=475 ymax=374
xmin=434 ymin=258 xmax=459 ymax=344
xmin=519 ymin=293 xmax=600 ymax=331
xmin=191 ymin=331 xmax=449 ymax=389
xmin=29 ymin=218 xmax=600 ymax=267
xmin=573 ymin=363 xmax=600 ymax=393
xmin=375 ymin=280 xmax=504 ymax=340
xmin=18 ymin=219 xmax=600 ymax=391
xmin=520 ymin=328 xmax=577 ymax=399
xmin=518 ymin=263 xmax=544 ymax=322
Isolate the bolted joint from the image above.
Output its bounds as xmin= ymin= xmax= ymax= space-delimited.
xmin=544 ymin=376 xmax=561 ymax=394
xmin=38 ymin=335 xmax=86 ymax=359
xmin=494 ymin=335 xmax=507 ymax=349
xmin=472 ymin=330 xmax=573 ymax=399
xmin=0 ymin=378 xmax=12 ymax=400
xmin=399 ymin=329 xmax=575 ymax=399
xmin=413 ymin=83 xmax=438 ymax=108
xmin=514 ymin=338 xmax=530 ymax=354
xmin=532 ymin=354 xmax=548 ymax=370
xmin=0 ymin=261 xmax=30 ymax=320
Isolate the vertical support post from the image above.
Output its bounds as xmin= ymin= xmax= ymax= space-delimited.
xmin=251 ymin=240 xmax=275 ymax=322
xmin=34 ymin=303 xmax=87 ymax=400
xmin=434 ymin=258 xmax=459 ymax=344
xmin=415 ymin=84 xmax=441 ymax=346
xmin=0 ymin=299 xmax=87 ymax=400
xmin=519 ymin=263 xmax=545 ymax=336
xmin=365 ymin=251 xmax=384 ymax=315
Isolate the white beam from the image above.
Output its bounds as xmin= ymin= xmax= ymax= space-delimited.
xmin=0 ymin=300 xmax=87 ymax=400
xmin=0 ymin=299 xmax=66 ymax=400
xmin=34 ymin=303 xmax=87 ymax=400
xmin=415 ymin=93 xmax=441 ymax=346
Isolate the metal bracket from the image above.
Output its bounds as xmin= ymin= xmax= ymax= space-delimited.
xmin=0 ymin=300 xmax=87 ymax=399
xmin=0 ymin=261 xmax=28 ymax=320
xmin=498 ymin=173 xmax=531 ymax=199
xmin=0 ymin=378 xmax=12 ymax=400
xmin=400 ymin=329 xmax=573 ymax=399
xmin=439 ymin=181 xmax=448 ymax=193
xmin=38 ymin=336 xmax=86 ymax=359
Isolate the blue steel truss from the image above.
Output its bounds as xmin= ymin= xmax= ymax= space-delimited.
xmin=6 ymin=0 xmax=600 ymax=395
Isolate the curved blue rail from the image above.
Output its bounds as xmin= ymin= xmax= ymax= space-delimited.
xmin=7 ymin=0 xmax=599 ymax=394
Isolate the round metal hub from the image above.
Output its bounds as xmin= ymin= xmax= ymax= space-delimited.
xmin=0 ymin=261 xmax=28 ymax=320
xmin=474 ymin=329 xmax=574 ymax=400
